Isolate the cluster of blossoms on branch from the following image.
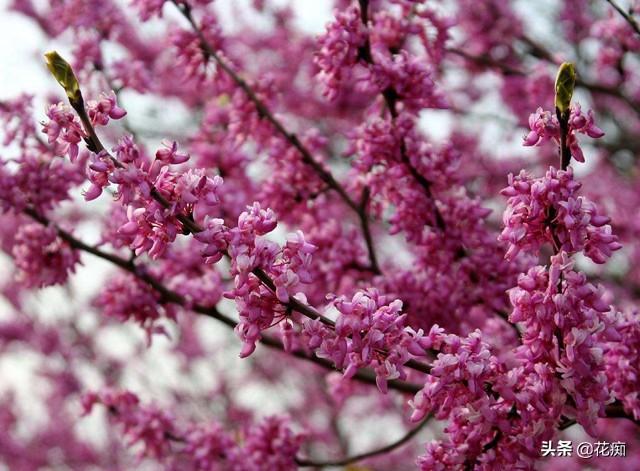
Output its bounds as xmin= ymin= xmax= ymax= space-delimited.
xmin=499 ymin=166 xmax=621 ymax=262
xmin=406 ymin=112 xmax=625 ymax=467
xmin=523 ymin=104 xmax=605 ymax=163
xmin=82 ymin=389 xmax=303 ymax=470
xmin=0 ymin=0 xmax=639 ymax=470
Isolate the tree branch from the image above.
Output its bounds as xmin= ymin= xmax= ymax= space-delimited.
xmin=296 ymin=417 xmax=430 ymax=467
xmin=21 ymin=207 xmax=424 ymax=394
xmin=358 ymin=0 xmax=446 ymax=231
xmin=447 ymin=47 xmax=639 ymax=114
xmin=605 ymin=0 xmax=640 ymax=36
xmin=170 ymin=0 xmax=381 ymax=275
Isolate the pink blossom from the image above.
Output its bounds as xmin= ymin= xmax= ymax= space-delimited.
xmin=499 ymin=166 xmax=621 ymax=262
xmin=523 ymin=104 xmax=605 ymax=162
xmin=94 ymin=273 xmax=176 ymax=342
xmin=12 ymin=223 xmax=79 ymax=288
xmin=86 ymin=91 xmax=127 ymax=126
xmin=508 ymin=253 xmax=617 ymax=433
xmin=239 ymin=416 xmax=304 ymax=471
xmin=155 ymin=140 xmax=190 ymax=165
xmin=82 ymin=389 xmax=176 ymax=459
xmin=370 ymin=49 xmax=447 ymax=112
xmin=41 ymin=102 xmax=85 ymax=161
xmin=605 ymin=310 xmax=640 ymax=420
xmin=183 ymin=421 xmax=235 ymax=470
xmin=303 ymin=289 xmax=427 ymax=393
xmin=314 ymin=5 xmax=368 ymax=100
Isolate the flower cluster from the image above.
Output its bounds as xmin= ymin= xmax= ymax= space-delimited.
xmin=455 ymin=0 xmax=523 ymax=59
xmin=370 ymin=50 xmax=447 ymax=112
xmin=259 ymin=130 xmax=329 ymax=218
xmin=171 ymin=13 xmax=225 ymax=86
xmin=42 ymin=102 xmax=86 ymax=161
xmin=108 ymin=140 xmax=221 ymax=259
xmin=83 ymin=389 xmax=303 ymax=470
xmin=133 ymin=0 xmax=214 ymax=22
xmin=240 ymin=416 xmax=304 ymax=471
xmin=86 ymin=91 xmax=127 ymax=126
xmin=12 ymin=223 xmax=79 ymax=288
xmin=410 ymin=327 xmax=499 ymax=422
xmin=131 ymin=0 xmax=167 ymax=21
xmin=0 ymin=152 xmax=84 ymax=213
xmin=182 ymin=421 xmax=236 ymax=470
xmin=304 ymin=289 xmax=427 ymax=393
xmin=410 ymin=328 xmax=514 ymax=469
xmin=369 ymin=9 xmax=417 ymax=52
xmin=0 ymin=93 xmax=36 ymax=147
xmin=523 ymin=104 xmax=605 ymax=162
xmin=225 ymin=203 xmax=317 ymax=357
xmin=499 ymin=166 xmax=621 ymax=262
xmin=314 ymin=4 xmax=367 ymax=101
xmin=604 ymin=309 xmax=640 ymax=420
xmin=81 ymin=389 xmax=176 ymax=459
xmin=417 ymin=361 xmax=567 ymax=470
xmin=94 ymin=274 xmax=176 ymax=342
xmin=509 ymin=253 xmax=617 ymax=432
xmin=591 ymin=11 xmax=640 ymax=85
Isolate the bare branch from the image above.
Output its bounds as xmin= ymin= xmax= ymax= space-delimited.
xmin=605 ymin=0 xmax=640 ymax=36
xmin=296 ymin=417 xmax=430 ymax=467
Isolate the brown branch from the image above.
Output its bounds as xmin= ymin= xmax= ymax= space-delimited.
xmin=605 ymin=0 xmax=640 ymax=36
xmin=22 ymin=206 xmax=423 ymax=395
xmin=51 ymin=39 xmax=432 ymax=377
xmin=447 ymin=47 xmax=639 ymax=113
xmin=296 ymin=417 xmax=430 ymax=467
xmin=557 ymin=108 xmax=572 ymax=171
xmin=358 ymin=0 xmax=446 ymax=231
xmin=170 ymin=0 xmax=381 ymax=275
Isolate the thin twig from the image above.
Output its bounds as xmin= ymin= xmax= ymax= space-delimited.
xmin=170 ymin=0 xmax=381 ymax=275
xmin=358 ymin=0 xmax=446 ymax=231
xmin=22 ymin=207 xmax=424 ymax=394
xmin=447 ymin=47 xmax=639 ymax=113
xmin=605 ymin=0 xmax=640 ymax=36
xmin=296 ymin=417 xmax=430 ymax=467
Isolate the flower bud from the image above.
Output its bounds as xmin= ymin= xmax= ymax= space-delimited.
xmin=554 ymin=62 xmax=576 ymax=115
xmin=44 ymin=51 xmax=82 ymax=104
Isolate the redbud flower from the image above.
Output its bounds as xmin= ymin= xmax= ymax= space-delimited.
xmin=42 ymin=102 xmax=85 ymax=161
xmin=12 ymin=223 xmax=79 ymax=288
xmin=155 ymin=140 xmax=190 ymax=165
xmin=87 ymin=91 xmax=127 ymax=126
xmin=523 ymin=104 xmax=604 ymax=162
xmin=314 ymin=5 xmax=367 ymax=100
xmin=499 ymin=167 xmax=621 ymax=262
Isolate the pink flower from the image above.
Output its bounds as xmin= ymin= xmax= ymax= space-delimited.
xmin=94 ymin=273 xmax=176 ymax=343
xmin=42 ymin=102 xmax=85 ymax=161
xmin=507 ymin=253 xmax=617 ymax=433
xmin=87 ymin=91 xmax=127 ymax=127
xmin=370 ymin=49 xmax=447 ymax=112
xmin=81 ymin=389 xmax=176 ymax=459
xmin=605 ymin=310 xmax=640 ymax=420
xmin=523 ymin=104 xmax=604 ymax=162
xmin=12 ymin=223 xmax=79 ymax=288
xmin=499 ymin=167 xmax=621 ymax=263
xmin=183 ymin=422 xmax=236 ymax=470
xmin=303 ymin=289 xmax=427 ymax=393
xmin=155 ymin=140 xmax=190 ymax=165
xmin=314 ymin=5 xmax=368 ymax=100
